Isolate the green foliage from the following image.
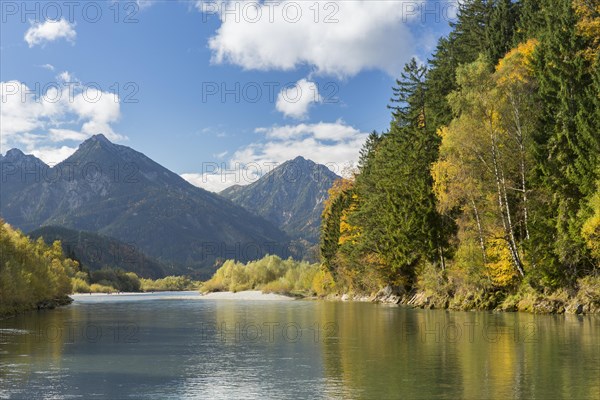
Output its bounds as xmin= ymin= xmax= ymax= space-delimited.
xmin=89 ymin=283 xmax=116 ymax=294
xmin=582 ymin=182 xmax=600 ymax=263
xmin=201 ymin=255 xmax=322 ymax=296
xmin=327 ymin=58 xmax=451 ymax=290
xmin=320 ymin=178 xmax=356 ymax=275
xmin=70 ymin=267 xmax=200 ymax=293
xmin=319 ymin=0 xmax=600 ymax=306
xmin=526 ymin=0 xmax=600 ymax=284
xmin=0 ymin=221 xmax=77 ymax=316
xmin=486 ymin=0 xmax=519 ymax=62
xmin=140 ymin=276 xmax=199 ymax=292
xmin=425 ymin=0 xmax=519 ymax=130
xmin=71 ymin=277 xmax=91 ymax=293
xmin=88 ymin=268 xmax=141 ymax=292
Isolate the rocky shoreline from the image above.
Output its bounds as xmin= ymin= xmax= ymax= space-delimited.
xmin=324 ymin=285 xmax=600 ymax=315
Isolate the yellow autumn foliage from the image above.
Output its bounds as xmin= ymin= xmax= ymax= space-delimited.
xmin=322 ymin=178 xmax=354 ymax=218
xmin=338 ymin=194 xmax=360 ymax=245
xmin=495 ymin=39 xmax=538 ymax=85
xmin=573 ymin=0 xmax=600 ymax=63
xmin=485 ymin=236 xmax=519 ymax=288
xmin=311 ymin=268 xmax=335 ymax=296
xmin=582 ymin=188 xmax=600 ymax=263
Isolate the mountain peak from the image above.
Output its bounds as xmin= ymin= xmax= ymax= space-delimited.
xmin=289 ymin=156 xmax=317 ymax=167
xmin=85 ymin=133 xmax=112 ymax=146
xmin=70 ymin=134 xmax=120 ymax=161
xmin=5 ymin=148 xmax=25 ymax=158
xmin=93 ymin=133 xmax=110 ymax=142
xmin=2 ymin=148 xmax=47 ymax=167
xmin=222 ymin=157 xmax=340 ymax=245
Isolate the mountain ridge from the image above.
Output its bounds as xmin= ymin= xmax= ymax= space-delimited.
xmin=1 ymin=135 xmax=289 ymax=277
xmin=29 ymin=226 xmax=169 ymax=279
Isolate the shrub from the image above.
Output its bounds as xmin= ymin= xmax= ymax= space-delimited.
xmin=89 ymin=283 xmax=116 ymax=293
xmin=201 ymin=255 xmax=322 ymax=296
xmin=140 ymin=276 xmax=198 ymax=292
xmin=72 ymin=277 xmax=91 ymax=293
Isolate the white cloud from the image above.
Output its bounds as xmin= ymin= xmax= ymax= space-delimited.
xmin=198 ymin=0 xmax=422 ymax=77
xmin=0 ymin=81 xmax=60 ymax=138
xmin=183 ymin=120 xmax=366 ymax=192
xmin=276 ymin=79 xmax=321 ymax=119
xmin=69 ymin=87 xmax=122 ymax=141
xmin=57 ymin=71 xmax=77 ymax=83
xmin=24 ymin=19 xmax=76 ymax=48
xmin=136 ymin=0 xmax=156 ymax=8
xmin=41 ymin=64 xmax=55 ymax=71
xmin=0 ymin=80 xmax=124 ymax=163
xmin=236 ymin=121 xmax=367 ymax=168
xmin=182 ymin=172 xmax=247 ymax=193
xmin=30 ymin=146 xmax=79 ymax=165
xmin=256 ymin=120 xmax=362 ymax=142
xmin=48 ymin=128 xmax=89 ymax=142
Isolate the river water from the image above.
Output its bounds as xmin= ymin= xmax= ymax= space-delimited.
xmin=1 ymin=292 xmax=598 ymax=399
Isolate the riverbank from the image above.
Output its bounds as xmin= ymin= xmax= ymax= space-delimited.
xmin=69 ymin=290 xmax=296 ymax=301
xmin=198 ymin=279 xmax=600 ymax=314
xmin=321 ymin=283 xmax=600 ymax=315
xmin=0 ymin=295 xmax=73 ymax=320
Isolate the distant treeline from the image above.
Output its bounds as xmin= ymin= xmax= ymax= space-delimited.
xmin=71 ymin=268 xmax=200 ymax=294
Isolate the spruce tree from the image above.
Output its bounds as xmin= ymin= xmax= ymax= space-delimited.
xmin=486 ymin=0 xmax=519 ymax=62
xmin=352 ymin=60 xmax=448 ymax=287
xmin=530 ymin=0 xmax=599 ymax=282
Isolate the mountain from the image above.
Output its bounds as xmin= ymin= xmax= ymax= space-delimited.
xmin=220 ymin=156 xmax=340 ymax=245
xmin=29 ymin=226 xmax=168 ymax=279
xmin=0 ymin=149 xmax=48 ymax=205
xmin=0 ymin=135 xmax=289 ymax=277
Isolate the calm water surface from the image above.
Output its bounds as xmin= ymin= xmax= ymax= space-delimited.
xmin=1 ymin=292 xmax=598 ymax=399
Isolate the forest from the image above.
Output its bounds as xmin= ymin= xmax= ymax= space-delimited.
xmin=320 ymin=0 xmax=600 ymax=312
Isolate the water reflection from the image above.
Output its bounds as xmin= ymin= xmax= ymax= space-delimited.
xmin=0 ymin=294 xmax=598 ymax=399
xmin=316 ymin=304 xmax=600 ymax=400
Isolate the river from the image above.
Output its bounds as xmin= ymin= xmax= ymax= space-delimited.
xmin=1 ymin=292 xmax=598 ymax=399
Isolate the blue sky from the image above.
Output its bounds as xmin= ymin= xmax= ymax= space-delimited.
xmin=1 ymin=0 xmax=455 ymax=191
